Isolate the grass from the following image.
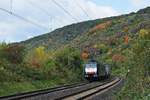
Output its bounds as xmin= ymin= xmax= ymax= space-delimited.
xmin=0 ymin=77 xmax=79 ymax=96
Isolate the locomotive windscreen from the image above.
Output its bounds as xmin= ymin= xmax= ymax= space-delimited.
xmin=85 ymin=63 xmax=97 ymax=74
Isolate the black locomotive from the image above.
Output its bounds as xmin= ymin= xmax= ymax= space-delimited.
xmin=84 ymin=59 xmax=110 ymax=81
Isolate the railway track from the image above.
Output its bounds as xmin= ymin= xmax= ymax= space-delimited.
xmin=0 ymin=82 xmax=88 ymax=100
xmin=0 ymin=77 xmax=121 ymax=100
xmin=62 ymin=77 xmax=121 ymax=100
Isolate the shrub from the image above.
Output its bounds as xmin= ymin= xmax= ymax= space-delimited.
xmin=139 ymin=29 xmax=150 ymax=39
xmin=54 ymin=47 xmax=82 ymax=69
xmin=112 ymin=54 xmax=126 ymax=62
xmin=42 ymin=47 xmax=84 ymax=81
xmin=106 ymin=36 xmax=118 ymax=46
xmin=117 ymin=37 xmax=150 ymax=99
xmin=115 ymin=32 xmax=125 ymax=38
xmin=96 ymin=44 xmax=109 ymax=54
xmin=0 ymin=44 xmax=25 ymax=64
xmin=25 ymin=46 xmax=48 ymax=68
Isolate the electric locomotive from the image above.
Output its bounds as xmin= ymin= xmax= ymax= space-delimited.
xmin=84 ymin=59 xmax=110 ymax=81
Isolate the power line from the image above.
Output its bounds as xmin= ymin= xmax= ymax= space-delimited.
xmin=73 ymin=0 xmax=92 ymax=20
xmin=0 ymin=7 xmax=48 ymax=30
xmin=27 ymin=0 xmax=51 ymax=16
xmin=50 ymin=0 xmax=78 ymax=22
xmin=26 ymin=0 xmax=53 ymax=30
xmin=26 ymin=0 xmax=69 ymax=30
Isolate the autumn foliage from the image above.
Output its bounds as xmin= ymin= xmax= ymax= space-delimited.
xmin=112 ymin=54 xmax=126 ymax=62
xmin=89 ymin=21 xmax=112 ymax=33
xmin=106 ymin=36 xmax=118 ymax=46
xmin=25 ymin=46 xmax=48 ymax=68
xmin=1 ymin=44 xmax=25 ymax=64
xmin=81 ymin=50 xmax=89 ymax=60
xmin=123 ymin=26 xmax=129 ymax=33
xmin=139 ymin=29 xmax=150 ymax=39
xmin=124 ymin=35 xmax=129 ymax=44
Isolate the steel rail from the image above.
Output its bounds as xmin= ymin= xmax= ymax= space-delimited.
xmin=0 ymin=82 xmax=88 ymax=100
xmin=0 ymin=77 xmax=120 ymax=100
xmin=79 ymin=78 xmax=121 ymax=100
xmin=61 ymin=77 xmax=120 ymax=100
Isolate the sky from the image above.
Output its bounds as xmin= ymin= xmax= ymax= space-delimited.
xmin=0 ymin=0 xmax=150 ymax=43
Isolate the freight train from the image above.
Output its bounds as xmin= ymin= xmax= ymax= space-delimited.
xmin=84 ymin=59 xmax=110 ymax=81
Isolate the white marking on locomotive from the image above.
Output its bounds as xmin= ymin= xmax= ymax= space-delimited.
xmin=85 ymin=64 xmax=97 ymax=73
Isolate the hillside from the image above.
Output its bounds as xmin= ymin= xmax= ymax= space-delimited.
xmin=20 ymin=7 xmax=150 ymax=51
xmin=0 ymin=7 xmax=149 ymax=99
xmin=20 ymin=20 xmax=102 ymax=50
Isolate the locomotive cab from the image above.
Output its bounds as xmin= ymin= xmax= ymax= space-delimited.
xmin=84 ymin=60 xmax=99 ymax=81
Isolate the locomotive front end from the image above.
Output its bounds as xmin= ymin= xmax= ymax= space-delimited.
xmin=84 ymin=62 xmax=98 ymax=80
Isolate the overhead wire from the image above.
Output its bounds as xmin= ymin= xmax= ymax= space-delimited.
xmin=50 ymin=0 xmax=78 ymax=22
xmin=0 ymin=7 xmax=48 ymax=30
xmin=1 ymin=0 xmax=84 ymax=31
xmin=27 ymin=0 xmax=51 ymax=16
xmin=26 ymin=0 xmax=53 ymax=30
xmin=26 ymin=0 xmax=68 ymax=31
xmin=73 ymin=0 xmax=92 ymax=20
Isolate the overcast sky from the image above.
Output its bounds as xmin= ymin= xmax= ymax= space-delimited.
xmin=0 ymin=0 xmax=150 ymax=43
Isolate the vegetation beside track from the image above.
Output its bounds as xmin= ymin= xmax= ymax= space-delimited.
xmin=0 ymin=45 xmax=83 ymax=96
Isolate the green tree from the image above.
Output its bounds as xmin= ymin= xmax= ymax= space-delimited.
xmin=55 ymin=47 xmax=82 ymax=69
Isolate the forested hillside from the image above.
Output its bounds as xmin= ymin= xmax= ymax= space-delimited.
xmin=0 ymin=7 xmax=149 ymax=99
xmin=20 ymin=20 xmax=101 ymax=50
